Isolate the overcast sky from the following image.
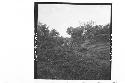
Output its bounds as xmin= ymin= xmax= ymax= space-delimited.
xmin=38 ymin=4 xmax=111 ymax=37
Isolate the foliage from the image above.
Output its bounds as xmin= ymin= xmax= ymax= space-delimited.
xmin=35 ymin=21 xmax=111 ymax=80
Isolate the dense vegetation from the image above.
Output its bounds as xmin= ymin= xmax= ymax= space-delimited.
xmin=35 ymin=21 xmax=111 ymax=80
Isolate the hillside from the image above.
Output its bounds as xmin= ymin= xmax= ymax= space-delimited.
xmin=35 ymin=22 xmax=111 ymax=80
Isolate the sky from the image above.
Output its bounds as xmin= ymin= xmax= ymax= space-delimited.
xmin=38 ymin=4 xmax=111 ymax=37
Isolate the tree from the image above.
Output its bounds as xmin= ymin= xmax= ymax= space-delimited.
xmin=49 ymin=29 xmax=59 ymax=37
xmin=67 ymin=26 xmax=84 ymax=39
xmin=36 ymin=21 xmax=111 ymax=80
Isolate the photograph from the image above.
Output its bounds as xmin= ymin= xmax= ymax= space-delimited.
xmin=34 ymin=2 xmax=112 ymax=80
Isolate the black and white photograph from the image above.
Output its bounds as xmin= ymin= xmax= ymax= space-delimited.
xmin=34 ymin=2 xmax=112 ymax=80
xmin=2 ymin=0 xmax=125 ymax=83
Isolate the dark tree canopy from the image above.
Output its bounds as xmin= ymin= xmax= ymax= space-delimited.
xmin=35 ymin=21 xmax=111 ymax=80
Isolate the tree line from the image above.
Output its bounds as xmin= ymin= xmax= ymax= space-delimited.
xmin=35 ymin=21 xmax=111 ymax=80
